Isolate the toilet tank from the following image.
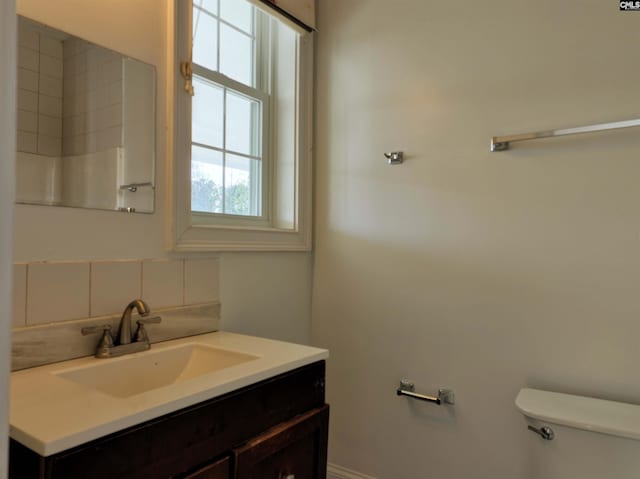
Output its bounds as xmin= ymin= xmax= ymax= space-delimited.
xmin=517 ymin=389 xmax=640 ymax=479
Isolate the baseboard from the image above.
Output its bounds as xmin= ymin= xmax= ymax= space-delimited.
xmin=327 ymin=463 xmax=377 ymax=479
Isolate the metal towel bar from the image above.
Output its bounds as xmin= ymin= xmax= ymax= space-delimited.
xmin=490 ymin=117 xmax=640 ymax=152
xmin=396 ymin=380 xmax=455 ymax=405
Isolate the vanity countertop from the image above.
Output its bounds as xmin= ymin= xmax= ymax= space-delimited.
xmin=10 ymin=332 xmax=328 ymax=456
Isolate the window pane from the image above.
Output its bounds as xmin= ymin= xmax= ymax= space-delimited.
xmin=193 ymin=8 xmax=217 ymax=72
xmin=220 ymin=0 xmax=253 ymax=34
xmin=226 ymin=91 xmax=260 ymax=157
xmin=193 ymin=0 xmax=217 ymax=16
xmin=225 ymin=153 xmax=260 ymax=216
xmin=192 ymin=146 xmax=223 ymax=213
xmin=219 ymin=24 xmax=253 ymax=86
xmin=192 ymin=76 xmax=223 ymax=148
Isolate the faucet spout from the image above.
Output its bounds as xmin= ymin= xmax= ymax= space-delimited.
xmin=118 ymin=299 xmax=150 ymax=345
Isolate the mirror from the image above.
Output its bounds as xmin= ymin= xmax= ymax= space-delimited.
xmin=16 ymin=16 xmax=156 ymax=213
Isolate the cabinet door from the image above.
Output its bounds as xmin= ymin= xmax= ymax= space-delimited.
xmin=181 ymin=456 xmax=230 ymax=479
xmin=234 ymin=405 xmax=329 ymax=479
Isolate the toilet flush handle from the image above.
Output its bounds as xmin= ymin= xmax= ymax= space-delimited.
xmin=528 ymin=425 xmax=555 ymax=441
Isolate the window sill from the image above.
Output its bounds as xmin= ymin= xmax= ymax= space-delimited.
xmin=173 ymin=221 xmax=311 ymax=252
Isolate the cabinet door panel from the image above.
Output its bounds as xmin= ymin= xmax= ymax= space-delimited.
xmin=234 ymin=405 xmax=329 ymax=479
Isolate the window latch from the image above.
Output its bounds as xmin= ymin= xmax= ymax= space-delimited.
xmin=180 ymin=61 xmax=195 ymax=96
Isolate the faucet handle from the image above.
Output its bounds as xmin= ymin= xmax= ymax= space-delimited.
xmin=81 ymin=324 xmax=113 ymax=336
xmin=137 ymin=316 xmax=162 ymax=325
xmin=134 ymin=316 xmax=161 ymax=343
xmin=81 ymin=324 xmax=115 ymax=356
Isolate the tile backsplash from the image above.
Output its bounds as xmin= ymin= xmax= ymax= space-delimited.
xmin=12 ymin=258 xmax=220 ymax=328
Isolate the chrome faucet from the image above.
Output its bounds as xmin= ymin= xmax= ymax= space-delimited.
xmin=82 ymin=299 xmax=161 ymax=358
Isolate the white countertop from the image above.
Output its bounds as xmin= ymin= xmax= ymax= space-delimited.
xmin=10 ymin=332 xmax=329 ymax=456
xmin=516 ymin=388 xmax=640 ymax=441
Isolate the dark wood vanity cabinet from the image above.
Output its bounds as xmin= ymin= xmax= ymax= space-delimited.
xmin=234 ymin=406 xmax=329 ymax=479
xmin=9 ymin=361 xmax=328 ymax=479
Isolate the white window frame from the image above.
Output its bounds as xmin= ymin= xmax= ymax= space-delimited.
xmin=172 ymin=0 xmax=313 ymax=251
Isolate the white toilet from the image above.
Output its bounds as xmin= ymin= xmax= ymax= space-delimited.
xmin=516 ymin=388 xmax=640 ymax=479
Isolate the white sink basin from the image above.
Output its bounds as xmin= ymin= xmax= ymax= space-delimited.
xmin=55 ymin=344 xmax=259 ymax=398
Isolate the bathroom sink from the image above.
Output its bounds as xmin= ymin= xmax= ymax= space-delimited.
xmin=11 ymin=331 xmax=329 ymax=456
xmin=55 ymin=343 xmax=259 ymax=398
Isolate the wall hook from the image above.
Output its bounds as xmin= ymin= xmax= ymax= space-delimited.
xmin=384 ymin=151 xmax=404 ymax=165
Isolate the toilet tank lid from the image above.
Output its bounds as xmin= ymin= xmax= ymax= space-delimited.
xmin=516 ymin=388 xmax=640 ymax=441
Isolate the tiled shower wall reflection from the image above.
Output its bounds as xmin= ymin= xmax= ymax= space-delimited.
xmin=12 ymin=258 xmax=220 ymax=327
xmin=62 ymin=37 xmax=123 ymax=156
xmin=17 ymin=22 xmax=63 ymax=156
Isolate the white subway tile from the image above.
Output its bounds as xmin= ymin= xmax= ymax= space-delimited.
xmin=63 ymin=70 xmax=76 ymax=97
xmin=64 ymin=37 xmax=84 ymax=57
xmin=17 ymin=110 xmax=38 ymax=133
xmin=39 ymin=94 xmax=62 ymax=118
xmin=37 ymin=135 xmax=62 ymax=156
xmin=38 ymin=115 xmax=62 ymax=138
xmin=18 ymin=47 xmax=39 ymax=72
xmin=17 ymin=89 xmax=38 ymax=112
xmin=63 ymin=134 xmax=83 ymax=156
xmin=102 ymin=59 xmax=123 ymax=85
xmin=96 ymin=107 xmax=109 ymax=132
xmin=98 ymin=125 xmax=122 ymax=150
xmin=39 ymin=35 xmax=63 ymax=59
xmin=106 ymin=103 xmax=122 ymax=128
xmin=102 ymin=49 xmax=120 ymax=64
xmin=27 ymin=262 xmax=90 ymax=325
xmin=17 ymin=131 xmax=38 ymax=153
xmin=88 ymin=93 xmax=100 ymax=117
xmin=18 ymin=27 xmax=39 ymax=50
xmin=86 ymin=109 xmax=99 ymax=133
xmin=90 ymin=261 xmax=142 ymax=317
xmin=184 ymin=259 xmax=220 ymax=304
xmin=96 ymin=86 xmax=109 ymax=110
xmin=62 ymin=116 xmax=74 ymax=138
xmin=86 ymin=132 xmax=97 ymax=153
xmin=108 ymin=81 xmax=123 ymax=105
xmin=95 ymin=130 xmax=108 ymax=152
xmin=39 ymin=74 xmax=62 ymax=98
xmin=18 ymin=68 xmax=39 ymax=92
xmin=72 ymin=94 xmax=86 ymax=117
xmin=87 ymin=70 xmax=99 ymax=94
xmin=40 ymin=54 xmax=63 ymax=79
xmin=13 ymin=264 xmax=27 ymax=328
xmin=141 ymin=260 xmax=184 ymax=309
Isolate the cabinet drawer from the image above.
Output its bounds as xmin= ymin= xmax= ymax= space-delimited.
xmin=234 ymin=405 xmax=329 ymax=479
xmin=181 ymin=456 xmax=230 ymax=479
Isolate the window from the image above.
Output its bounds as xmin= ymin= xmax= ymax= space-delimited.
xmin=174 ymin=0 xmax=313 ymax=251
xmin=191 ymin=0 xmax=266 ymax=218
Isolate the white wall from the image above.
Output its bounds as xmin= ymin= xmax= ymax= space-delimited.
xmin=14 ymin=0 xmax=311 ymax=342
xmin=312 ymin=1 xmax=640 ymax=477
xmin=0 ymin=0 xmax=17 ymax=475
xmin=220 ymin=252 xmax=311 ymax=343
